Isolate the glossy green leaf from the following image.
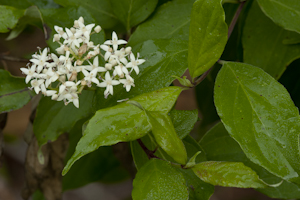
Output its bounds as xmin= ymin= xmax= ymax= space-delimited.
xmin=95 ymin=38 xmax=188 ymax=110
xmin=176 ymin=168 xmax=214 ymax=200
xmin=131 ymin=133 xmax=213 ymax=200
xmin=192 ymin=161 xmax=266 ymax=188
xmin=0 ymin=5 xmax=25 ymax=33
xmin=33 ymin=90 xmax=95 ymax=146
xmin=169 ymin=109 xmax=198 ymax=139
xmin=41 ymin=6 xmax=105 ymax=51
xmin=257 ymin=0 xmax=300 ymax=34
xmin=214 ymin=62 xmax=300 ymax=184
xmin=0 ymin=69 xmax=35 ymax=113
xmin=63 ymin=119 xmax=128 ymax=190
xmin=63 ymin=87 xmax=182 ymax=175
xmin=200 ymin=122 xmax=300 ymax=199
xmin=243 ymin=1 xmax=300 ymax=80
xmin=111 ymin=0 xmax=158 ymax=31
xmin=128 ymin=0 xmax=194 ymax=46
xmin=188 ymin=0 xmax=228 ymax=79
xmin=53 ymin=0 xmax=118 ymax=29
xmin=132 ymin=159 xmax=189 ymax=200
xmin=131 ymin=109 xmax=199 ymax=170
xmin=145 ymin=110 xmax=187 ymax=165
xmin=0 ymin=0 xmax=31 ymax=9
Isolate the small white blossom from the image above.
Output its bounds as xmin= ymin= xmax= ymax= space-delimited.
xmin=104 ymin=31 xmax=127 ymax=51
xmin=98 ymin=72 xmax=120 ymax=97
xmin=126 ymin=53 xmax=145 ymax=75
xmin=119 ymin=74 xmax=135 ymax=92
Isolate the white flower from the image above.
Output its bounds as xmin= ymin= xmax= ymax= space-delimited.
xmin=104 ymin=31 xmax=127 ymax=51
xmin=82 ymin=68 xmax=100 ymax=85
xmin=65 ymin=92 xmax=79 ymax=108
xmin=126 ymin=53 xmax=145 ymax=75
xmin=98 ymin=72 xmax=120 ymax=96
xmin=30 ymin=79 xmax=44 ymax=94
xmin=100 ymin=44 xmax=113 ymax=61
xmin=64 ymin=28 xmax=82 ymax=48
xmin=30 ymin=48 xmax=50 ymax=73
xmin=119 ymin=74 xmax=135 ymax=92
xmin=20 ymin=65 xmax=37 ymax=83
xmin=113 ymin=63 xmax=129 ymax=78
xmin=75 ymin=21 xmax=95 ymax=41
xmin=85 ymin=56 xmax=106 ymax=72
xmin=54 ymin=25 xmax=67 ymax=39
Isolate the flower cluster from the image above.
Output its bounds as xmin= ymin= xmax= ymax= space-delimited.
xmin=20 ymin=17 xmax=145 ymax=108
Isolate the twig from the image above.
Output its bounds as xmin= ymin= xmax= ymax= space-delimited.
xmin=0 ymin=55 xmax=29 ymax=63
xmin=137 ymin=139 xmax=160 ymax=159
xmin=228 ymin=1 xmax=246 ymax=39
xmin=192 ymin=67 xmax=213 ymax=87
xmin=192 ymin=0 xmax=246 ymax=86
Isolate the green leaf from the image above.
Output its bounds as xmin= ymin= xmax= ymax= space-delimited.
xmin=257 ymin=0 xmax=300 ymax=34
xmin=192 ymin=161 xmax=267 ymax=188
xmin=33 ymin=90 xmax=95 ymax=146
xmin=63 ymin=119 xmax=128 ymax=190
xmin=243 ymin=1 xmax=300 ymax=80
xmin=169 ymin=109 xmax=198 ymax=139
xmin=144 ymin=110 xmax=187 ymax=165
xmin=130 ymin=109 xmax=199 ymax=170
xmin=41 ymin=6 xmax=105 ymax=51
xmin=132 ymin=159 xmax=189 ymax=200
xmin=95 ymin=38 xmax=188 ymax=110
xmin=282 ymin=31 xmax=300 ymax=45
xmin=128 ymin=0 xmax=194 ymax=46
xmin=7 ymin=6 xmax=46 ymax=40
xmin=0 ymin=5 xmax=25 ymax=33
xmin=188 ymin=0 xmax=228 ymax=79
xmin=53 ymin=0 xmax=118 ymax=29
xmin=62 ymin=86 xmax=182 ymax=175
xmin=200 ymin=122 xmax=300 ymax=199
xmin=176 ymin=168 xmax=214 ymax=200
xmin=130 ymin=132 xmax=213 ymax=200
xmin=0 ymin=69 xmax=35 ymax=113
xmin=111 ymin=0 xmax=158 ymax=31
xmin=214 ymin=62 xmax=300 ymax=184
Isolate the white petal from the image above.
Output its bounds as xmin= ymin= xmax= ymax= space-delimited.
xmin=73 ymin=99 xmax=79 ymax=108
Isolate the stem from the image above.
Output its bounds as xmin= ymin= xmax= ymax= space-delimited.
xmin=227 ymin=1 xmax=246 ymax=39
xmin=137 ymin=139 xmax=160 ymax=159
xmin=0 ymin=55 xmax=29 ymax=63
xmin=192 ymin=67 xmax=213 ymax=87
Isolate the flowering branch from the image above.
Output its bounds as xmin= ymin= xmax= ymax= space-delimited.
xmin=20 ymin=17 xmax=146 ymax=108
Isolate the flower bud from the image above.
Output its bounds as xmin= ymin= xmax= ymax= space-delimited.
xmin=79 ymin=16 xmax=84 ymax=23
xmin=94 ymin=25 xmax=101 ymax=33
xmin=59 ymin=75 xmax=66 ymax=82
xmin=74 ymin=20 xmax=79 ymax=28
xmin=125 ymin=47 xmax=132 ymax=54
xmin=51 ymin=94 xmax=58 ymax=100
xmin=78 ymin=43 xmax=88 ymax=56
xmin=70 ymin=27 xmax=76 ymax=34
xmin=53 ymin=34 xmax=60 ymax=42
xmin=76 ymin=60 xmax=83 ymax=65
xmin=81 ymin=80 xmax=87 ymax=86
xmin=69 ymin=71 xmax=77 ymax=81
xmin=105 ymin=63 xmax=112 ymax=70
